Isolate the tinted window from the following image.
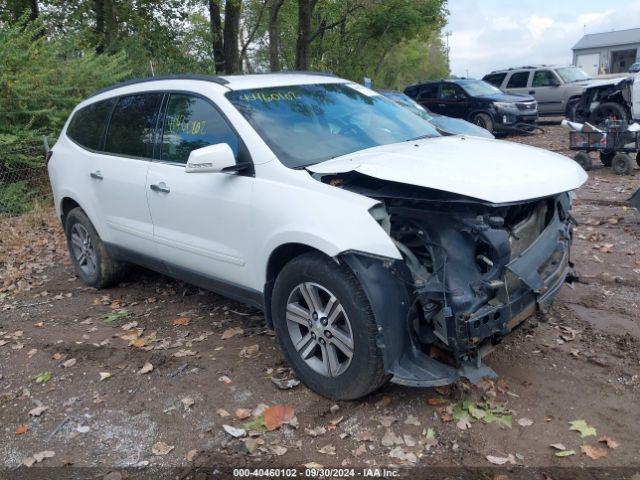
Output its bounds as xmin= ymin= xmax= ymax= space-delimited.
xmin=440 ymin=84 xmax=465 ymax=100
xmin=532 ymin=70 xmax=558 ymax=87
xmin=160 ymin=94 xmax=238 ymax=164
xmin=483 ymin=73 xmax=507 ymax=87
xmin=104 ymin=93 xmax=163 ymax=158
xmin=506 ymin=71 xmax=530 ymax=88
xmin=67 ymin=99 xmax=115 ymax=150
xmin=417 ymin=84 xmax=439 ymax=100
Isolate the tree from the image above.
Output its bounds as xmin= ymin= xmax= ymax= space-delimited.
xmin=2 ymin=0 xmax=39 ymax=23
xmin=268 ymin=0 xmax=284 ymax=71
xmin=208 ymin=0 xmax=224 ymax=72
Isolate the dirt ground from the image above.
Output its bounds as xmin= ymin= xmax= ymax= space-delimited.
xmin=1 ymin=122 xmax=640 ymax=479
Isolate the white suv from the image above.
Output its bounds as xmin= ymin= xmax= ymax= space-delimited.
xmin=48 ymin=73 xmax=587 ymax=399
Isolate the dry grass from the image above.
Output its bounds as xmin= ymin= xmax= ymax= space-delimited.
xmin=0 ymin=202 xmax=66 ymax=294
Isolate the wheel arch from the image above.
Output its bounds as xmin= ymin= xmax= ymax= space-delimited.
xmin=60 ymin=196 xmax=82 ymax=225
xmin=263 ymin=243 xmax=333 ymax=328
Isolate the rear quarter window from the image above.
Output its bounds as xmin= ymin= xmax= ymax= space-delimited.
xmin=66 ymin=99 xmax=115 ymax=150
xmin=483 ymin=73 xmax=507 ymax=87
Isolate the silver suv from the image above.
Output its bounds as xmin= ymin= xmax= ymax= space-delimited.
xmin=483 ymin=65 xmax=592 ymax=116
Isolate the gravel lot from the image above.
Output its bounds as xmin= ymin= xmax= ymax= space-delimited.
xmin=1 ymin=122 xmax=640 ymax=479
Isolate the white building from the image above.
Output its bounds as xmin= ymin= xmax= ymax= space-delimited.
xmin=572 ymin=28 xmax=640 ymax=76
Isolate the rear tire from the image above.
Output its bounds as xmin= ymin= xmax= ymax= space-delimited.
xmin=64 ymin=208 xmax=127 ymax=288
xmin=271 ymin=252 xmax=388 ymax=400
xmin=574 ymin=151 xmax=592 ymax=171
xmin=612 ymin=153 xmax=633 ymax=175
xmin=472 ymin=112 xmax=494 ymax=133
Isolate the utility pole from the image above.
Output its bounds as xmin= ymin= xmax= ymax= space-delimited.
xmin=445 ymin=31 xmax=452 ymax=65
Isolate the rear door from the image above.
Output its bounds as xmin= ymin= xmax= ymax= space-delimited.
xmin=414 ymin=83 xmax=441 ymax=112
xmin=146 ymin=93 xmax=254 ymax=289
xmin=530 ymin=70 xmax=564 ymax=114
xmin=504 ymin=71 xmax=531 ymax=97
xmin=436 ymin=83 xmax=469 ymax=119
xmin=89 ymin=92 xmax=162 ymax=256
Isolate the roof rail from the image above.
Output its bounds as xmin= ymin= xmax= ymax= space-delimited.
xmin=88 ymin=74 xmax=230 ymax=98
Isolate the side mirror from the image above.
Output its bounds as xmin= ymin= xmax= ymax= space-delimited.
xmin=185 ymin=143 xmax=236 ymax=174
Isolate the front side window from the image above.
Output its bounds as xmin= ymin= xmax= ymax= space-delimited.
xmin=532 ymin=70 xmax=558 ymax=87
xmin=226 ymin=83 xmax=440 ymax=169
xmin=67 ymin=98 xmax=115 ymax=150
xmin=161 ymin=94 xmax=238 ymax=164
xmin=104 ymin=93 xmax=163 ymax=158
xmin=440 ymin=84 xmax=465 ymax=100
xmin=506 ymin=71 xmax=530 ymax=88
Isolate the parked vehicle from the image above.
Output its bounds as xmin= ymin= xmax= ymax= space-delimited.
xmin=483 ymin=65 xmax=592 ymax=117
xmin=572 ymin=74 xmax=640 ymax=125
xmin=404 ymin=79 xmax=538 ymax=134
xmin=379 ymin=90 xmax=495 ymax=139
xmin=629 ymin=62 xmax=640 ymax=74
xmin=48 ymin=73 xmax=586 ymax=400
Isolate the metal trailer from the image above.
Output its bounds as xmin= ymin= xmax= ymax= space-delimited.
xmin=569 ymin=120 xmax=640 ymax=175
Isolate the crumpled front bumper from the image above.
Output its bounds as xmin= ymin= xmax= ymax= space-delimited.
xmin=340 ymin=194 xmax=574 ymax=387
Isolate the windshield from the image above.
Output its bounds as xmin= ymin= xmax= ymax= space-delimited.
xmin=456 ymin=80 xmax=502 ymax=96
xmin=226 ymin=83 xmax=440 ymax=168
xmin=380 ymin=91 xmax=435 ymax=121
xmin=556 ymin=67 xmax=591 ymax=82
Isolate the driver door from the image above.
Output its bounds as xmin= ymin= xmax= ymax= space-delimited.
xmin=437 ymin=83 xmax=468 ymax=119
xmin=146 ymin=93 xmax=254 ymax=289
xmin=530 ymin=70 xmax=563 ymax=114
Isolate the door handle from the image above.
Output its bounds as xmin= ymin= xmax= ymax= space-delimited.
xmin=150 ymin=182 xmax=170 ymax=194
xmin=90 ymin=171 xmax=103 ymax=180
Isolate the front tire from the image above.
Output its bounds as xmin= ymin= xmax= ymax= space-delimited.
xmin=64 ymin=208 xmax=127 ymax=288
xmin=588 ymin=102 xmax=628 ymax=126
xmin=271 ymin=252 xmax=388 ymax=400
xmin=472 ymin=112 xmax=494 ymax=133
xmin=574 ymin=151 xmax=592 ymax=171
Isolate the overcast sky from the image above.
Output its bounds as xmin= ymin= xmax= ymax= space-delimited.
xmin=446 ymin=0 xmax=640 ymax=78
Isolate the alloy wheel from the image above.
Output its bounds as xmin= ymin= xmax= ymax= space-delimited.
xmin=285 ymin=282 xmax=354 ymax=377
xmin=70 ymin=223 xmax=98 ymax=277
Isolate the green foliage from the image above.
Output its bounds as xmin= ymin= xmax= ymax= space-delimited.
xmin=0 ymin=179 xmax=35 ymax=215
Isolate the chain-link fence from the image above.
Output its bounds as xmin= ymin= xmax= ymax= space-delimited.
xmin=0 ymin=144 xmax=52 ymax=217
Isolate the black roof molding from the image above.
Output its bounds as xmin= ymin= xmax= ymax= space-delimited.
xmin=88 ymin=74 xmax=230 ymax=98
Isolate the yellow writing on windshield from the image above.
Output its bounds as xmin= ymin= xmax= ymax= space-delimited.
xmin=239 ymin=91 xmax=297 ymax=103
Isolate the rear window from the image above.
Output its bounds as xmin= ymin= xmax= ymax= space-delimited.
xmin=483 ymin=73 xmax=507 ymax=87
xmin=506 ymin=71 xmax=530 ymax=88
xmin=104 ymin=93 xmax=163 ymax=158
xmin=66 ymin=99 xmax=115 ymax=150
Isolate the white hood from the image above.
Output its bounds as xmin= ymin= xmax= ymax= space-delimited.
xmin=307 ymin=136 xmax=587 ymax=204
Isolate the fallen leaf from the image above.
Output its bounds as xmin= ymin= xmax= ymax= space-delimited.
xmin=598 ymin=436 xmax=620 ymax=449
xmin=235 ymin=408 xmax=252 ymax=420
xmin=555 ymin=450 xmax=576 ymax=457
xmin=381 ymin=430 xmax=403 ymax=446
xmin=271 ymin=376 xmax=300 ymax=390
xmin=218 ymin=375 xmax=232 ymax=384
xmin=239 ymin=344 xmax=260 ymax=358
xmin=304 ymin=462 xmax=323 ymax=468
xmin=99 ymin=372 xmax=112 ymax=381
xmin=15 ymin=425 xmax=28 ymax=435
xmin=121 ymin=321 xmax=138 ymax=330
xmin=569 ymin=419 xmax=597 ymax=438
xmin=389 ymin=446 xmax=417 ymax=463
xmin=223 ymin=424 xmax=246 ymax=438
xmin=23 ymin=450 xmax=55 ymax=467
xmin=550 ymin=443 xmax=566 ymax=451
xmin=221 ymin=327 xmax=243 ymax=339
xmin=217 ymin=408 xmax=230 ymax=417
xmin=34 ymin=321 xmax=45 ymax=328
xmin=129 ymin=337 xmax=146 ymax=348
xmin=76 ymin=425 xmax=90 ymax=433
xmin=517 ymin=417 xmax=534 ymax=427
xmin=486 ymin=454 xmax=515 ymax=465
xmin=139 ymin=362 xmax=153 ymax=374
xmin=186 ymin=449 xmax=198 ymax=461
xmin=426 ymin=397 xmax=447 ymax=406
xmin=152 ymin=441 xmax=174 ymax=455
xmin=28 ymin=405 xmax=48 ymax=417
xmin=61 ymin=358 xmax=76 ymax=368
xmin=318 ymin=444 xmax=336 ymax=455
xmin=174 ymin=349 xmax=196 ymax=358
xmin=181 ymin=397 xmax=195 ymax=409
xmin=263 ymin=404 xmax=295 ymax=431
xmin=353 ymin=444 xmax=367 ymax=457
xmin=456 ymin=418 xmax=472 ymax=430
xmin=33 ymin=371 xmax=52 ymax=384
xmin=173 ymin=317 xmax=191 ymax=326
xmin=425 ymin=427 xmax=436 ymax=440
xmin=581 ymin=444 xmax=608 ymax=460
xmin=305 ymin=426 xmax=326 ymax=437
xmin=404 ymin=414 xmax=421 ymax=426
xmin=270 ymin=445 xmax=287 ymax=456
xmin=27 ymin=348 xmax=37 ymax=358
xmin=403 ymin=434 xmax=416 ymax=447
xmin=51 ymin=352 xmax=64 ymax=360
xmin=378 ymin=415 xmax=397 ymax=427
xmin=356 ymin=430 xmax=373 ymax=442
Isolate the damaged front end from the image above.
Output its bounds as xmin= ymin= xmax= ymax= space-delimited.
xmin=332 ymin=174 xmax=576 ymax=386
